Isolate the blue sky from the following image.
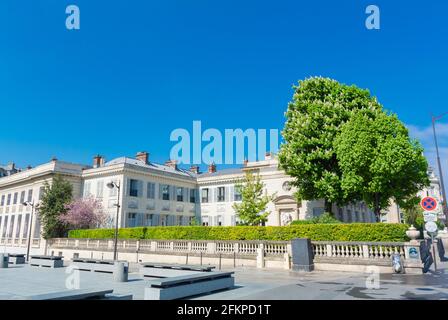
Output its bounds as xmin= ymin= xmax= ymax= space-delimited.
xmin=1 ymin=0 xmax=448 ymax=182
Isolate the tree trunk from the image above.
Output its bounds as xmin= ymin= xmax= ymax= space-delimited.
xmin=374 ymin=193 xmax=381 ymax=222
xmin=324 ymin=200 xmax=333 ymax=216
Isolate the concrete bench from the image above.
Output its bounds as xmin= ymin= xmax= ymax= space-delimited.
xmin=144 ymin=271 xmax=235 ymax=300
xmin=140 ymin=263 xmax=215 ymax=278
xmin=18 ymin=289 xmax=132 ymax=300
xmin=29 ymin=255 xmax=64 ymax=268
xmin=71 ymin=258 xmax=129 ymax=282
xmin=8 ymin=254 xmax=25 ymax=265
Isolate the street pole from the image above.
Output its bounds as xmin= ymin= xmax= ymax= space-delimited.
xmin=432 ymin=115 xmax=448 ymax=226
xmin=26 ymin=203 xmax=35 ymax=262
xmin=113 ymin=183 xmax=121 ymax=261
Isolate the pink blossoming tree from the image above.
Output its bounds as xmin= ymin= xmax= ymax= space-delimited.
xmin=59 ymin=197 xmax=108 ymax=229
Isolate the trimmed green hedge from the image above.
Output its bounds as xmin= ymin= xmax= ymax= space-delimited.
xmin=68 ymin=223 xmax=410 ymax=242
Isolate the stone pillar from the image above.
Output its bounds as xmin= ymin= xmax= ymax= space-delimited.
xmin=256 ymin=244 xmax=265 ymax=269
xmin=291 ymin=238 xmax=314 ymax=272
xmin=207 ymin=242 xmax=217 ymax=254
xmin=283 ymin=253 xmax=290 ymax=270
xmin=403 ymin=241 xmax=424 ymax=274
xmin=113 ymin=262 xmax=129 ymax=282
xmin=0 ymin=254 xmax=8 ymax=268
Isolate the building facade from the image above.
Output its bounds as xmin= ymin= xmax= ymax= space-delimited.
xmin=0 ymin=151 xmax=381 ymax=249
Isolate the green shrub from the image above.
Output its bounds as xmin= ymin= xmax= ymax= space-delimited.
xmin=291 ymin=212 xmax=341 ymax=225
xmin=68 ymin=223 xmax=410 ymax=242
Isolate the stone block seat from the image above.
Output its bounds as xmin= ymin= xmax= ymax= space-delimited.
xmin=144 ymin=271 xmax=235 ymax=300
xmin=29 ymin=255 xmax=64 ymax=268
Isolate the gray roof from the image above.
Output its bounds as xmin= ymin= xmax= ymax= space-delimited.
xmin=198 ymin=167 xmax=244 ymax=178
xmin=104 ymin=157 xmax=197 ymax=178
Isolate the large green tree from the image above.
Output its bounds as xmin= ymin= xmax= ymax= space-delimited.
xmin=232 ymin=172 xmax=274 ymax=226
xmin=38 ymin=175 xmax=73 ymax=239
xmin=279 ymin=77 xmax=382 ymax=213
xmin=335 ymin=109 xmax=429 ymax=221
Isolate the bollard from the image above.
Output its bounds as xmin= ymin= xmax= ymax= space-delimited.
xmin=113 ymin=262 xmax=129 ymax=282
xmin=0 ymin=254 xmax=8 ymax=268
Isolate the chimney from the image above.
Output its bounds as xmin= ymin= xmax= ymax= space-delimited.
xmin=136 ymin=151 xmax=149 ymax=164
xmin=165 ymin=159 xmax=178 ymax=170
xmin=208 ymin=163 xmax=217 ymax=173
xmin=243 ymin=158 xmax=248 ymax=166
xmin=93 ymin=155 xmax=105 ymax=168
xmin=51 ymin=156 xmax=58 ymax=162
xmin=190 ymin=165 xmax=200 ymax=174
xmin=27 ymin=165 xmax=32 ymax=170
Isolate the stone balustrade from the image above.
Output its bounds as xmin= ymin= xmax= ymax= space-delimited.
xmin=45 ymin=238 xmax=425 ymax=273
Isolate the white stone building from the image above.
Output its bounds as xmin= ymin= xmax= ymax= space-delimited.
xmin=0 ymin=151 xmax=379 ymax=250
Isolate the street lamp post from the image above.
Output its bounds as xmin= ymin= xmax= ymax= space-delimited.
xmin=23 ymin=201 xmax=38 ymax=262
xmin=432 ymin=113 xmax=448 ymax=226
xmin=106 ymin=181 xmax=121 ymax=261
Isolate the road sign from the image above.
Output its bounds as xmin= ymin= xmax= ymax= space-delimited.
xmin=423 ymin=211 xmax=438 ymax=222
xmin=420 ymin=196 xmax=438 ymax=212
xmin=425 ymin=221 xmax=438 ymax=233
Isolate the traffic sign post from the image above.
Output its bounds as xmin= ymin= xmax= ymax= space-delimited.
xmin=424 ymin=221 xmax=438 ymax=271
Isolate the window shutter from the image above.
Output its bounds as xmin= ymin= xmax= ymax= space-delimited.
xmin=214 ymin=216 xmax=219 ymax=226
xmin=231 ymin=215 xmax=236 ymax=226
xmin=159 ymin=184 xmax=163 ymax=200
xmin=170 ymin=185 xmax=175 ymax=201
xmin=225 ymin=186 xmax=230 ymax=202
xmin=184 ymin=188 xmax=188 ymax=202
xmin=213 ymin=188 xmax=217 ymax=203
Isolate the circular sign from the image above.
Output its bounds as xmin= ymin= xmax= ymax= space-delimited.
xmin=408 ymin=247 xmax=419 ymax=259
xmin=425 ymin=221 xmax=438 ymax=233
xmin=420 ymin=196 xmax=438 ymax=212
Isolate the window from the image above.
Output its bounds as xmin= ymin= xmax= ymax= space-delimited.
xmin=15 ymin=215 xmax=22 ymax=238
xmin=27 ymin=189 xmax=33 ymax=202
xmin=127 ymin=213 xmax=137 ymax=227
xmin=38 ymin=187 xmax=45 ymax=201
xmin=176 ymin=187 xmax=184 ymax=202
xmin=23 ymin=214 xmax=30 ymax=238
xmin=96 ymin=181 xmax=104 ymax=198
xmin=145 ymin=214 xmax=152 ymax=226
xmin=2 ymin=216 xmax=8 ymax=237
xmin=6 ymin=194 xmax=11 ymax=205
xmin=201 ymin=188 xmax=209 ymax=203
xmin=33 ymin=217 xmax=41 ymax=238
xmin=8 ymin=215 xmax=15 ymax=238
xmin=162 ymin=185 xmax=170 ymax=201
xmin=234 ymin=186 xmax=242 ymax=201
xmin=147 ymin=183 xmax=155 ymax=199
xmin=20 ymin=191 xmax=25 ymax=204
xmin=0 ymin=195 xmax=4 ymax=206
xmin=190 ymin=189 xmax=197 ymax=203
xmin=13 ymin=192 xmax=18 ymax=205
xmin=217 ymin=187 xmax=225 ymax=202
xmin=129 ymin=179 xmax=140 ymax=197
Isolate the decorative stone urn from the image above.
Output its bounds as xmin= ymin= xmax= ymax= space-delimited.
xmin=406 ymin=225 xmax=420 ymax=244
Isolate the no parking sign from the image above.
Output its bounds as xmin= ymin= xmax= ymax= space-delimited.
xmin=420 ymin=196 xmax=438 ymax=212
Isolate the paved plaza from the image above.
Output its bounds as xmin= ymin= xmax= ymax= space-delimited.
xmin=1 ymin=262 xmax=448 ymax=300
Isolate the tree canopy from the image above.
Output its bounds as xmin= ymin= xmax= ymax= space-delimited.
xmin=335 ymin=109 xmax=429 ymax=220
xmin=279 ymin=77 xmax=383 ymax=212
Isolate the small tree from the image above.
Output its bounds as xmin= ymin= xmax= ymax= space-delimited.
xmin=38 ymin=175 xmax=73 ymax=239
xmin=59 ymin=197 xmax=107 ymax=229
xmin=232 ymin=172 xmax=274 ymax=226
